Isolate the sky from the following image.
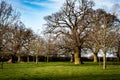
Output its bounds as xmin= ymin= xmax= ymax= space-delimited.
xmin=7 ymin=0 xmax=120 ymax=34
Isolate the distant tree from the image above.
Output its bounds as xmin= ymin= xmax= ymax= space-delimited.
xmin=111 ymin=4 xmax=120 ymax=61
xmin=0 ymin=0 xmax=19 ymax=68
xmin=44 ymin=0 xmax=94 ymax=64
xmin=23 ymin=28 xmax=34 ymax=63
xmin=12 ymin=22 xmax=22 ymax=62
xmin=91 ymin=9 xmax=119 ymax=69
xmin=10 ymin=22 xmax=30 ymax=62
xmin=56 ymin=35 xmax=74 ymax=62
xmin=30 ymin=35 xmax=45 ymax=64
xmin=114 ymin=29 xmax=120 ymax=61
xmin=44 ymin=34 xmax=58 ymax=62
xmin=84 ymin=9 xmax=103 ymax=63
xmin=117 ymin=39 xmax=120 ymax=61
xmin=1 ymin=26 xmax=13 ymax=57
xmin=0 ymin=0 xmax=19 ymax=27
xmin=45 ymin=35 xmax=52 ymax=62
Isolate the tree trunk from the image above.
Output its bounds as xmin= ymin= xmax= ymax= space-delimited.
xmin=117 ymin=41 xmax=120 ymax=61
xmin=17 ymin=55 xmax=21 ymax=63
xmin=103 ymin=53 xmax=106 ymax=70
xmin=33 ymin=56 xmax=35 ymax=62
xmin=78 ymin=46 xmax=83 ymax=64
xmin=36 ymin=55 xmax=38 ymax=64
xmin=27 ymin=56 xmax=29 ymax=63
xmin=7 ymin=56 xmax=12 ymax=64
xmin=74 ymin=52 xmax=80 ymax=64
xmin=117 ymin=54 xmax=120 ymax=61
xmin=70 ymin=54 xmax=74 ymax=62
xmin=74 ymin=47 xmax=81 ymax=64
xmin=93 ymin=53 xmax=98 ymax=63
xmin=46 ymin=55 xmax=49 ymax=62
xmin=1 ymin=56 xmax=3 ymax=69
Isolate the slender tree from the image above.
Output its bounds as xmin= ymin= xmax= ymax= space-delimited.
xmin=23 ymin=28 xmax=34 ymax=63
xmin=10 ymin=22 xmax=31 ymax=62
xmin=91 ymin=9 xmax=119 ymax=69
xmin=84 ymin=9 xmax=103 ymax=63
xmin=30 ymin=35 xmax=45 ymax=64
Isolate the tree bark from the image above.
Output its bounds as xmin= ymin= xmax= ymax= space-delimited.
xmin=74 ymin=47 xmax=81 ymax=64
xmin=93 ymin=53 xmax=98 ymax=63
xmin=74 ymin=52 xmax=80 ymax=64
xmin=79 ymin=47 xmax=83 ymax=64
xmin=17 ymin=55 xmax=21 ymax=63
xmin=103 ymin=53 xmax=106 ymax=70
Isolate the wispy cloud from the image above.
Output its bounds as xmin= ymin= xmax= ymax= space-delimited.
xmin=6 ymin=0 xmax=120 ymax=33
xmin=22 ymin=0 xmax=64 ymax=10
xmin=49 ymin=0 xmax=64 ymax=3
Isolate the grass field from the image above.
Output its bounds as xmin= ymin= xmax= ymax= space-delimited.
xmin=0 ymin=62 xmax=120 ymax=80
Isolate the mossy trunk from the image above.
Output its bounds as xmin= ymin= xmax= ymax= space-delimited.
xmin=74 ymin=47 xmax=82 ymax=64
xmin=93 ymin=53 xmax=98 ymax=63
xmin=74 ymin=51 xmax=80 ymax=64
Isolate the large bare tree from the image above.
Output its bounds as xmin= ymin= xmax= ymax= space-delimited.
xmin=44 ymin=0 xmax=94 ymax=64
xmin=10 ymin=21 xmax=33 ymax=62
xmin=0 ymin=1 xmax=35 ymax=64
xmin=0 ymin=0 xmax=19 ymax=55
xmin=0 ymin=1 xmax=19 ymax=65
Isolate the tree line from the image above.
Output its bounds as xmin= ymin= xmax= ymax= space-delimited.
xmin=0 ymin=0 xmax=58 ymax=65
xmin=0 ymin=1 xmax=35 ymax=64
xmin=44 ymin=0 xmax=120 ymax=69
xmin=0 ymin=0 xmax=120 ymax=70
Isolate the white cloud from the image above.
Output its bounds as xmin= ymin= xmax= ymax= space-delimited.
xmin=94 ymin=0 xmax=120 ymax=11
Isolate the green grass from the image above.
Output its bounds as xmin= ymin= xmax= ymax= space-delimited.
xmin=0 ymin=62 xmax=120 ymax=80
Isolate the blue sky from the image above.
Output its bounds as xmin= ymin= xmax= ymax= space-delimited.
xmin=7 ymin=0 xmax=120 ymax=33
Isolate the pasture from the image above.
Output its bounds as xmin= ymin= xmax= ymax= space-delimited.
xmin=0 ymin=62 xmax=120 ymax=80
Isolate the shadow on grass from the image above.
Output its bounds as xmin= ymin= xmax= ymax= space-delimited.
xmin=1 ymin=61 xmax=120 ymax=70
xmin=1 ymin=74 xmax=120 ymax=80
xmin=0 ymin=62 xmax=120 ymax=80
